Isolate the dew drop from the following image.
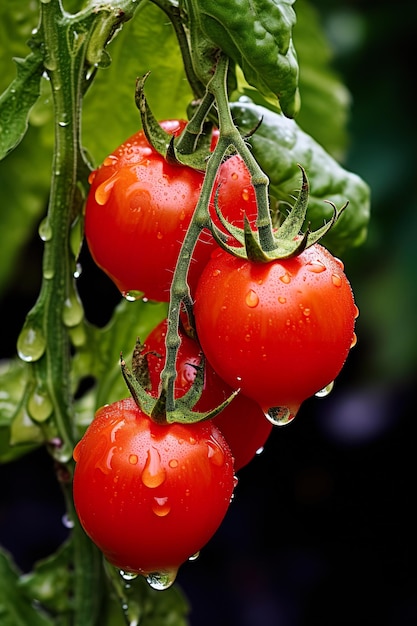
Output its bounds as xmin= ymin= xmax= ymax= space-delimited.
xmin=241 ymin=189 xmax=250 ymax=201
xmin=27 ymin=386 xmax=53 ymax=423
xmin=38 ymin=218 xmax=52 ymax=242
xmin=350 ymin=333 xmax=358 ymax=348
xmin=255 ymin=446 xmax=264 ymax=456
xmin=278 ymin=296 xmax=286 ymax=304
xmin=231 ymin=172 xmax=238 ymax=180
xmin=169 ymin=459 xmax=178 ymax=468
xmin=73 ymin=263 xmax=82 ymax=279
xmin=146 ymin=569 xmax=178 ymax=590
xmin=245 ymin=289 xmax=259 ymax=308
xmin=331 ymin=273 xmax=342 ymax=287
xmin=119 ymin=570 xmax=138 ymax=581
xmin=212 ymin=268 xmax=221 ymax=277
xmin=354 ymin=305 xmax=360 ymax=319
xmin=265 ymin=406 xmax=297 ymax=426
xmin=279 ymin=272 xmax=291 ymax=284
xmin=122 ymin=290 xmax=143 ymax=302
xmin=142 ymin=447 xmax=166 ymax=488
xmin=62 ymin=513 xmax=75 ymax=529
xmin=307 ymin=260 xmax=326 ymax=273
xmin=152 ymin=496 xmax=171 ymax=517
xmin=207 ymin=438 xmax=225 ymax=466
xmin=95 ymin=172 xmax=119 ymax=205
xmin=103 ymin=155 xmax=118 ymax=167
xmin=43 ymin=266 xmax=55 ymax=280
xmin=17 ymin=324 xmax=46 ymax=362
xmin=302 ymin=307 xmax=311 ymax=317
xmin=188 ymin=551 xmax=200 ymax=562
xmin=315 ymin=381 xmax=335 ymax=398
xmin=129 ymin=454 xmax=138 ymax=465
xmin=62 ymin=294 xmax=84 ymax=327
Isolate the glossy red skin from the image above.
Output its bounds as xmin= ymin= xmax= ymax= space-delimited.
xmin=73 ymin=398 xmax=235 ymax=576
xmin=143 ymin=319 xmax=273 ymax=471
xmin=84 ymin=120 xmax=257 ymax=302
xmin=194 ymin=244 xmax=358 ymax=415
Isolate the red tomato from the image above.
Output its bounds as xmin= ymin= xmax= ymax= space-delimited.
xmin=143 ymin=319 xmax=273 ymax=471
xmin=194 ymin=244 xmax=358 ymax=420
xmin=73 ymin=398 xmax=235 ymax=583
xmin=84 ymin=120 xmax=257 ymax=302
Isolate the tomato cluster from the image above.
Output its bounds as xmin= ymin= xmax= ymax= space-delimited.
xmin=74 ymin=120 xmax=358 ymax=588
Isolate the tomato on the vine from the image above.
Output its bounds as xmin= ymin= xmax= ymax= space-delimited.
xmin=73 ymin=398 xmax=235 ymax=583
xmin=84 ymin=120 xmax=257 ymax=302
xmin=143 ymin=319 xmax=273 ymax=471
xmin=194 ymin=244 xmax=358 ymax=421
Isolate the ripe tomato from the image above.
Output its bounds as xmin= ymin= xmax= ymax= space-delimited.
xmin=194 ymin=244 xmax=358 ymax=420
xmin=143 ymin=319 xmax=273 ymax=471
xmin=84 ymin=120 xmax=257 ymax=302
xmin=73 ymin=398 xmax=235 ymax=582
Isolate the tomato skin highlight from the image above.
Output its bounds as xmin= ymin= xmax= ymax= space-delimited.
xmin=194 ymin=244 xmax=358 ymax=413
xmin=73 ymin=398 xmax=235 ymax=576
xmin=84 ymin=120 xmax=257 ymax=302
xmin=143 ymin=319 xmax=273 ymax=471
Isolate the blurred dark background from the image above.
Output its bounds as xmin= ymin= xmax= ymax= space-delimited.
xmin=1 ymin=0 xmax=416 ymax=624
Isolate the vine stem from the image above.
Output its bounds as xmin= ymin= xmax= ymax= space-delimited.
xmin=160 ymin=53 xmax=273 ymax=414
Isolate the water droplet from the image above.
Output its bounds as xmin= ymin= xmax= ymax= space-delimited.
xmin=188 ymin=551 xmax=200 ymax=561
xmin=265 ymin=406 xmax=297 ymax=426
xmin=207 ymin=438 xmax=225 ymax=466
xmin=17 ymin=323 xmax=46 ymax=362
xmin=119 ymin=570 xmax=138 ymax=581
xmin=73 ymin=263 xmax=82 ymax=279
xmin=350 ymin=333 xmax=358 ymax=348
xmin=103 ymin=155 xmax=118 ymax=167
xmin=255 ymin=446 xmax=264 ymax=456
xmin=95 ymin=171 xmax=120 ymax=205
xmin=169 ymin=459 xmax=178 ymax=468
xmin=245 ymin=289 xmax=259 ymax=308
xmin=129 ymin=454 xmax=138 ymax=465
xmin=279 ymin=272 xmax=291 ymax=284
xmin=278 ymin=296 xmax=286 ymax=304
xmin=62 ymin=293 xmax=84 ymax=327
xmin=122 ymin=290 xmax=143 ymax=302
xmin=27 ymin=385 xmax=53 ymax=422
xmin=62 ymin=513 xmax=75 ymax=529
xmin=331 ymin=273 xmax=342 ymax=287
xmin=38 ymin=218 xmax=52 ymax=242
xmin=43 ymin=266 xmax=55 ymax=280
xmin=212 ymin=268 xmax=221 ymax=277
xmin=302 ymin=307 xmax=311 ymax=317
xmin=354 ymin=305 xmax=360 ymax=319
xmin=152 ymin=496 xmax=171 ymax=517
xmin=156 ymin=231 xmax=163 ymax=240
xmin=142 ymin=447 xmax=166 ymax=488
xmin=241 ymin=189 xmax=250 ymax=201
xmin=146 ymin=569 xmax=177 ymax=590
xmin=308 ymin=261 xmax=326 ymax=273
xmin=315 ymin=381 xmax=335 ymax=398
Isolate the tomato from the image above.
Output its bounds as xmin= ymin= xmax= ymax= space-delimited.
xmin=194 ymin=244 xmax=358 ymax=420
xmin=84 ymin=120 xmax=257 ymax=302
xmin=73 ymin=398 xmax=235 ymax=583
xmin=143 ymin=319 xmax=273 ymax=471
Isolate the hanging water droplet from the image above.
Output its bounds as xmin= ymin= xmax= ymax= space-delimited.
xmin=119 ymin=570 xmax=138 ymax=581
xmin=62 ymin=513 xmax=75 ymax=529
xmin=17 ymin=323 xmax=46 ymax=362
xmin=27 ymin=385 xmax=53 ymax=422
xmin=38 ymin=217 xmax=52 ymax=242
xmin=188 ymin=552 xmax=200 ymax=562
xmin=73 ymin=263 xmax=82 ymax=279
xmin=331 ymin=273 xmax=342 ymax=287
xmin=245 ymin=289 xmax=259 ymax=308
xmin=43 ymin=266 xmax=55 ymax=280
xmin=315 ymin=381 xmax=335 ymax=398
xmin=264 ymin=406 xmax=297 ymax=426
xmin=151 ymin=496 xmax=171 ymax=517
xmin=146 ymin=569 xmax=178 ymax=590
xmin=62 ymin=293 xmax=84 ymax=327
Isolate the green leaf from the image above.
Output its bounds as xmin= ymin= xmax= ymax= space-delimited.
xmin=0 ymin=53 xmax=44 ymax=160
xmin=230 ymin=100 xmax=370 ymax=255
xmin=189 ymin=0 xmax=300 ymax=118
xmin=0 ymin=549 xmax=53 ymax=626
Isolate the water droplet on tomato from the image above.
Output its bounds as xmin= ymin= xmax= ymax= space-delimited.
xmin=142 ymin=447 xmax=166 ymax=488
xmin=152 ymin=496 xmax=171 ymax=517
xmin=350 ymin=333 xmax=358 ymax=348
xmin=207 ymin=438 xmax=225 ymax=466
xmin=129 ymin=454 xmax=138 ymax=465
xmin=245 ymin=289 xmax=259 ymax=308
xmin=315 ymin=381 xmax=335 ymax=398
xmin=331 ymin=273 xmax=342 ymax=287
xmin=212 ymin=268 xmax=221 ymax=277
xmin=278 ymin=296 xmax=286 ymax=304
xmin=264 ymin=406 xmax=297 ymax=426
xmin=279 ymin=272 xmax=291 ymax=284
xmin=146 ymin=569 xmax=178 ymax=590
xmin=302 ymin=307 xmax=311 ymax=317
xmin=231 ymin=172 xmax=238 ymax=181
xmin=307 ymin=260 xmax=326 ymax=273
xmin=119 ymin=570 xmax=138 ymax=581
xmin=255 ymin=446 xmax=264 ymax=456
xmin=241 ymin=189 xmax=250 ymax=201
xmin=354 ymin=305 xmax=360 ymax=319
xmin=168 ymin=458 xmax=178 ymax=468
xmin=122 ymin=290 xmax=143 ymax=302
xmin=103 ymin=155 xmax=118 ymax=167
xmin=188 ymin=551 xmax=200 ymax=561
xmin=95 ymin=172 xmax=120 ymax=205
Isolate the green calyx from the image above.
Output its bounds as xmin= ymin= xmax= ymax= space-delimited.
xmin=211 ymin=165 xmax=348 ymax=262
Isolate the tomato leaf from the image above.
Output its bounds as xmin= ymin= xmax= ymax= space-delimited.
xmin=187 ymin=0 xmax=300 ymax=118
xmin=0 ymin=53 xmax=44 ymax=160
xmin=0 ymin=549 xmax=53 ymax=626
xmin=230 ymin=101 xmax=371 ymax=254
